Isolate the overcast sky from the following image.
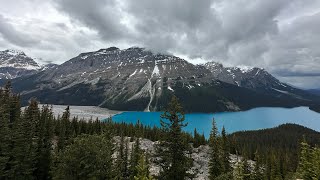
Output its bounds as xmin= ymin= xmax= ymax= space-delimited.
xmin=0 ymin=0 xmax=319 ymax=89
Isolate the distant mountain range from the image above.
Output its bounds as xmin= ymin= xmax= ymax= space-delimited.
xmin=0 ymin=49 xmax=57 ymax=79
xmin=1 ymin=47 xmax=319 ymax=112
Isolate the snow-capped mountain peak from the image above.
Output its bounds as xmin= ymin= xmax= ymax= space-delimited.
xmin=3 ymin=49 xmax=26 ymax=56
xmin=0 ymin=49 xmax=42 ymax=79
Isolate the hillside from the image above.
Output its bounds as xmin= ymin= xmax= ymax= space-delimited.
xmin=229 ymin=123 xmax=320 ymax=171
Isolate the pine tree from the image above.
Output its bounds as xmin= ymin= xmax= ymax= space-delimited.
xmin=0 ymin=82 xmax=22 ymax=178
xmin=10 ymin=99 xmax=40 ymax=179
xmin=155 ymin=96 xmax=193 ymax=180
xmin=134 ymin=154 xmax=154 ymax=180
xmin=123 ymin=138 xmax=129 ymax=179
xmin=208 ymin=118 xmax=222 ymax=179
xmin=130 ymin=137 xmax=142 ymax=179
xmin=221 ymin=126 xmax=231 ymax=174
xmin=233 ymin=160 xmax=244 ymax=180
xmin=242 ymin=157 xmax=251 ymax=180
xmin=52 ymin=133 xmax=115 ymax=179
xmin=251 ymin=151 xmax=263 ymax=180
xmin=35 ymin=105 xmax=54 ymax=179
xmin=0 ymin=96 xmax=11 ymax=178
xmin=57 ymin=106 xmax=70 ymax=151
xmin=116 ymin=134 xmax=129 ymax=179
xmin=296 ymin=140 xmax=317 ymax=179
xmin=312 ymin=146 xmax=320 ymax=178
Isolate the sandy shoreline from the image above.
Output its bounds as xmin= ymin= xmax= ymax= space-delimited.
xmin=23 ymin=104 xmax=123 ymax=121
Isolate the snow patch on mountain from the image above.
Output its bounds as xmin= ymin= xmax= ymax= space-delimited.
xmin=5 ymin=49 xmax=25 ymax=56
xmin=168 ymin=86 xmax=174 ymax=92
xmin=237 ymin=65 xmax=254 ymax=73
xmin=151 ymin=65 xmax=160 ymax=77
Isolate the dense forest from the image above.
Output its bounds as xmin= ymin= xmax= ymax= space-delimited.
xmin=229 ymin=124 xmax=320 ymax=179
xmin=0 ymin=82 xmax=319 ymax=179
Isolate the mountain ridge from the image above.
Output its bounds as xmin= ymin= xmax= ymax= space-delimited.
xmin=2 ymin=47 xmax=320 ymax=112
xmin=0 ymin=49 xmax=58 ymax=79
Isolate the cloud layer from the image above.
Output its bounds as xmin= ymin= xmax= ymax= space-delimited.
xmin=0 ymin=0 xmax=320 ymax=88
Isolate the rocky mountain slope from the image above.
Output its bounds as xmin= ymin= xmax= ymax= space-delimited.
xmin=0 ymin=49 xmax=42 ymax=79
xmin=204 ymin=62 xmax=285 ymax=89
xmin=308 ymin=89 xmax=320 ymax=96
xmin=4 ymin=47 xmax=320 ymax=112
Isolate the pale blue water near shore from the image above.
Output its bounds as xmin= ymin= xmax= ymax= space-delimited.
xmin=111 ymin=106 xmax=320 ymax=137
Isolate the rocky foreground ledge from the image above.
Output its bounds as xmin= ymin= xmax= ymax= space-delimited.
xmin=114 ymin=137 xmax=254 ymax=180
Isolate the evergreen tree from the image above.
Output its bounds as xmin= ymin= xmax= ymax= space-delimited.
xmin=10 ymin=99 xmax=40 ymax=179
xmin=233 ymin=160 xmax=244 ymax=180
xmin=116 ymin=134 xmax=129 ymax=179
xmin=134 ymin=154 xmax=154 ymax=180
xmin=124 ymin=138 xmax=129 ymax=179
xmin=242 ymin=157 xmax=251 ymax=180
xmin=0 ymin=82 xmax=22 ymax=178
xmin=52 ymin=133 xmax=115 ymax=179
xmin=208 ymin=118 xmax=222 ymax=179
xmin=35 ymin=105 xmax=54 ymax=179
xmin=130 ymin=137 xmax=142 ymax=179
xmin=296 ymin=140 xmax=318 ymax=179
xmin=155 ymin=96 xmax=193 ymax=180
xmin=193 ymin=128 xmax=199 ymax=148
xmin=221 ymin=126 xmax=231 ymax=174
xmin=57 ymin=106 xmax=70 ymax=151
xmin=251 ymin=151 xmax=263 ymax=180
xmin=0 ymin=90 xmax=11 ymax=178
xmin=312 ymin=146 xmax=320 ymax=178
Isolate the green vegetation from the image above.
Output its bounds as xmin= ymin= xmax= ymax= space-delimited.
xmin=155 ymin=96 xmax=193 ymax=179
xmin=0 ymin=83 xmax=319 ymax=179
xmin=229 ymin=123 xmax=320 ymax=178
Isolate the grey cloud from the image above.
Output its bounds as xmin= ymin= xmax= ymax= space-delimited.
xmin=0 ymin=14 xmax=40 ymax=47
xmin=50 ymin=0 xmax=320 ymax=89
xmin=53 ymin=0 xmax=128 ymax=41
xmin=266 ymin=12 xmax=320 ymax=84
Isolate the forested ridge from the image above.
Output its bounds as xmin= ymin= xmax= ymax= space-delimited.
xmin=0 ymin=82 xmax=319 ymax=179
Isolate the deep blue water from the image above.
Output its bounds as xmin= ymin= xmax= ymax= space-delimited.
xmin=111 ymin=107 xmax=320 ymax=138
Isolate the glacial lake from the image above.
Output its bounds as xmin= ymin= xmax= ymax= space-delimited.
xmin=111 ymin=106 xmax=320 ymax=138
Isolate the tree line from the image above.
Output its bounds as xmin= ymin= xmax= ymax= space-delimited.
xmin=0 ymin=82 xmax=319 ymax=179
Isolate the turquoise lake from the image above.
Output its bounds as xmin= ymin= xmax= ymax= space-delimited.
xmin=111 ymin=107 xmax=320 ymax=137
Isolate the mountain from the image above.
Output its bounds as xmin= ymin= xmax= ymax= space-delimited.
xmin=308 ymin=89 xmax=320 ymax=96
xmin=204 ymin=61 xmax=317 ymax=103
xmin=0 ymin=49 xmax=42 ymax=79
xmin=4 ymin=47 xmax=320 ymax=112
xmin=204 ymin=62 xmax=286 ymax=89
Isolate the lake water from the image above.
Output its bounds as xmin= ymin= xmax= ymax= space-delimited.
xmin=111 ymin=107 xmax=320 ymax=138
